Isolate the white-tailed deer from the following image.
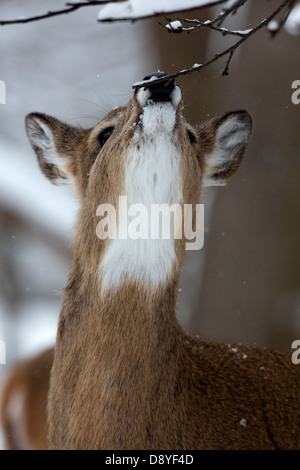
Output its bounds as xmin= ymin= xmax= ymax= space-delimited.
xmin=24 ymin=73 xmax=300 ymax=450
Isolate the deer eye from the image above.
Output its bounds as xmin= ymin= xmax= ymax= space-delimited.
xmin=98 ymin=127 xmax=114 ymax=147
xmin=187 ymin=129 xmax=197 ymax=145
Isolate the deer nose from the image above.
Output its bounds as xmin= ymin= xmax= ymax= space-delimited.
xmin=142 ymin=72 xmax=175 ymax=103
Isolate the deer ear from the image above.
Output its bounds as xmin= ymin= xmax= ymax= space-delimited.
xmin=199 ymin=111 xmax=252 ymax=187
xmin=25 ymin=112 xmax=85 ymax=185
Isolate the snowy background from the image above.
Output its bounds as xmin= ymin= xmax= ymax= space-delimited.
xmin=0 ymin=0 xmax=300 ymax=448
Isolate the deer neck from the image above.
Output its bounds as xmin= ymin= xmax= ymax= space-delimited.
xmin=56 ymin=267 xmax=186 ymax=447
xmin=51 ymin=103 xmax=191 ymax=447
xmin=67 ymin=114 xmax=185 ymax=363
xmin=63 ymin=100 xmax=185 ymax=340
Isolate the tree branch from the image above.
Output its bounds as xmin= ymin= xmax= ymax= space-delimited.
xmin=165 ymin=18 xmax=251 ymax=38
xmin=0 ymin=0 xmax=297 ymax=88
xmin=0 ymin=0 xmax=125 ymax=26
xmin=132 ymin=0 xmax=295 ymax=90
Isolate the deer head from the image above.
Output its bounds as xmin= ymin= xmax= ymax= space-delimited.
xmin=25 ymin=72 xmax=252 ymax=295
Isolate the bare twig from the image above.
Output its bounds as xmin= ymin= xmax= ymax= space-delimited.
xmin=222 ymin=50 xmax=234 ymax=76
xmin=0 ymin=0 xmax=125 ymax=26
xmin=132 ymin=0 xmax=294 ymax=89
xmin=168 ymin=18 xmax=250 ymax=37
xmin=162 ymin=0 xmax=250 ymax=39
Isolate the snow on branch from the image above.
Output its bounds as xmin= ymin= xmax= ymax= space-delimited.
xmin=132 ymin=0 xmax=297 ymax=89
xmin=97 ymin=0 xmax=227 ymax=22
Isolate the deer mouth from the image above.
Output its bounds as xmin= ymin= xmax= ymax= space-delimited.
xmin=148 ymin=89 xmax=173 ymax=104
xmin=136 ymin=72 xmax=181 ymax=109
xmin=146 ymin=74 xmax=175 ymax=104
